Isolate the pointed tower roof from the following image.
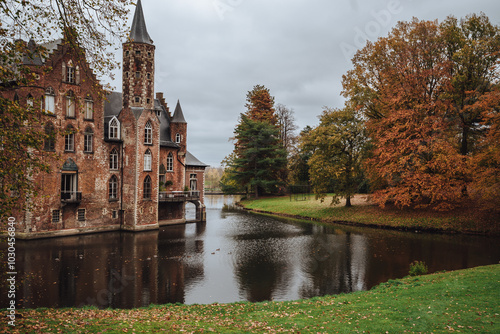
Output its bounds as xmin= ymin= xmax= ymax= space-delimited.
xmin=172 ymin=100 xmax=187 ymax=123
xmin=129 ymin=0 xmax=153 ymax=44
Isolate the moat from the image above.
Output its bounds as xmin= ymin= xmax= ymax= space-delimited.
xmin=2 ymin=195 xmax=499 ymax=309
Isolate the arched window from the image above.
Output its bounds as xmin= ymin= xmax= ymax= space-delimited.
xmin=66 ymin=90 xmax=75 ymax=118
xmin=145 ymin=121 xmax=152 ymax=144
xmin=84 ymin=127 xmax=93 ymax=153
xmin=109 ymin=117 xmax=120 ymax=139
xmin=175 ymin=133 xmax=181 ymax=144
xmin=44 ymin=87 xmax=55 ymax=114
xmin=109 ymin=175 xmax=118 ymax=200
xmin=84 ymin=95 xmax=94 ymax=120
xmin=109 ymin=148 xmax=119 ymax=170
xmin=144 ymin=149 xmax=152 ymax=171
xmin=167 ymin=152 xmax=173 ymax=172
xmin=64 ymin=125 xmax=75 ymax=152
xmin=44 ymin=123 xmax=55 ymax=151
xmin=143 ymin=175 xmax=152 ymax=199
xmin=27 ymin=94 xmax=34 ymax=108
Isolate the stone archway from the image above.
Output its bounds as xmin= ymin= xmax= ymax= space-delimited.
xmin=188 ymin=200 xmax=206 ymax=222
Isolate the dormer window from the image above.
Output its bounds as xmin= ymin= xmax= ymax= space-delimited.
xmin=109 ymin=117 xmax=120 ymax=140
xmin=145 ymin=121 xmax=152 ymax=144
xmin=175 ymin=133 xmax=181 ymax=144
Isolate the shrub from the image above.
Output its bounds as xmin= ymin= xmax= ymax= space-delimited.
xmin=409 ymin=261 xmax=428 ymax=276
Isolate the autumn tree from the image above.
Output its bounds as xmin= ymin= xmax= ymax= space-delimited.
xmin=0 ymin=0 xmax=132 ymax=219
xmin=441 ymin=13 xmax=500 ymax=157
xmin=342 ymin=18 xmax=471 ymax=210
xmin=226 ymin=85 xmax=287 ymax=198
xmin=302 ymin=107 xmax=367 ymax=207
xmin=288 ymin=126 xmax=314 ymax=186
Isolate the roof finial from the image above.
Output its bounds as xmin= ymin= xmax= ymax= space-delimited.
xmin=129 ymin=0 xmax=153 ymax=44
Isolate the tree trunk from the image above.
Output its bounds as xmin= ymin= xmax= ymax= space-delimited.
xmin=345 ymin=196 xmax=352 ymax=207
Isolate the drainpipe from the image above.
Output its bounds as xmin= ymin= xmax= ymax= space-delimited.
xmin=120 ymin=140 xmax=124 ymax=228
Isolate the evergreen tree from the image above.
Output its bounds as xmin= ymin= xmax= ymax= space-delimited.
xmin=232 ymin=115 xmax=287 ymax=198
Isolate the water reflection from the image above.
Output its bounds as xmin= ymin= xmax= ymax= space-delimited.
xmin=2 ymin=195 xmax=499 ymax=309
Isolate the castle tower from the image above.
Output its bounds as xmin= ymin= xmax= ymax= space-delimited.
xmin=122 ymin=0 xmax=155 ymax=110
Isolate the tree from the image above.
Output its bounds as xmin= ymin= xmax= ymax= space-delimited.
xmin=275 ymin=103 xmax=298 ymax=155
xmin=289 ymin=126 xmax=314 ymax=186
xmin=0 ymin=0 xmax=132 ymax=220
xmin=342 ymin=18 xmax=484 ymax=210
xmin=303 ymin=107 xmax=367 ymax=207
xmin=245 ymin=84 xmax=277 ymax=124
xmin=441 ymin=13 xmax=500 ymax=157
xmin=231 ymin=115 xmax=287 ymax=198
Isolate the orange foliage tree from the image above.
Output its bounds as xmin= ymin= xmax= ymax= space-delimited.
xmin=342 ymin=18 xmax=489 ymax=210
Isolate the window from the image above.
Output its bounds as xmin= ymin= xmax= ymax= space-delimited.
xmin=27 ymin=94 xmax=34 ymax=107
xmin=145 ymin=121 xmax=152 ymax=144
xmin=84 ymin=96 xmax=94 ymax=120
xmin=44 ymin=87 xmax=55 ymax=114
xmin=44 ymin=123 xmax=56 ymax=151
xmin=175 ymin=133 xmax=181 ymax=143
xmin=143 ymin=175 xmax=152 ymax=199
xmin=135 ymin=71 xmax=140 ymax=78
xmin=144 ymin=149 xmax=152 ymax=171
xmin=112 ymin=210 xmax=118 ymax=219
xmin=67 ymin=66 xmax=75 ymax=84
xmin=109 ymin=117 xmax=120 ymax=139
xmin=147 ymin=73 xmax=151 ymax=79
xmin=147 ymin=52 xmax=151 ymax=57
xmin=190 ymin=173 xmax=198 ymax=191
xmin=52 ymin=210 xmax=60 ymax=223
xmin=13 ymin=93 xmax=19 ymax=104
xmin=135 ymin=50 xmax=140 ymax=56
xmin=135 ymin=97 xmax=140 ymax=103
xmin=167 ymin=152 xmax=173 ymax=171
xmin=66 ymin=90 xmax=75 ymax=118
xmin=61 ymin=173 xmax=78 ymax=201
xmin=77 ymin=209 xmax=86 ymax=221
xmin=125 ymin=50 xmax=129 ymax=57
xmin=110 ymin=148 xmax=119 ymax=170
xmin=109 ymin=175 xmax=118 ymax=200
xmin=84 ymin=127 xmax=93 ymax=153
xmin=65 ymin=125 xmax=75 ymax=152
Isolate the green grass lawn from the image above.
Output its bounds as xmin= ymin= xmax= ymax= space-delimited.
xmin=240 ymin=194 xmax=500 ymax=235
xmin=4 ymin=264 xmax=499 ymax=333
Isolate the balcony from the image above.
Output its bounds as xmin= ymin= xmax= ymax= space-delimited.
xmin=61 ymin=191 xmax=82 ymax=203
xmin=159 ymin=191 xmax=200 ymax=202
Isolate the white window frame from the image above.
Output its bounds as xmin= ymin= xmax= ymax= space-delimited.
xmin=145 ymin=121 xmax=152 ymax=144
xmin=144 ymin=149 xmax=152 ymax=171
xmin=84 ymin=97 xmax=94 ymax=120
xmin=66 ymin=90 xmax=75 ymax=118
xmin=109 ymin=175 xmax=118 ymax=200
xmin=44 ymin=87 xmax=55 ymax=114
xmin=84 ymin=127 xmax=93 ymax=153
xmin=167 ymin=153 xmax=173 ymax=172
xmin=175 ymin=133 xmax=181 ymax=143
xmin=109 ymin=148 xmax=119 ymax=170
xmin=65 ymin=126 xmax=75 ymax=152
xmin=109 ymin=117 xmax=120 ymax=139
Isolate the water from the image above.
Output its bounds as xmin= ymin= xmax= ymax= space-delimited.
xmin=2 ymin=195 xmax=499 ymax=309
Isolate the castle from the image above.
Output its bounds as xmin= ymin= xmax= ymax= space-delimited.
xmin=6 ymin=0 xmax=207 ymax=239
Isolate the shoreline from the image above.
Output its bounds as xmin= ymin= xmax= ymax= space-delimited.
xmin=238 ymin=194 xmax=500 ymax=236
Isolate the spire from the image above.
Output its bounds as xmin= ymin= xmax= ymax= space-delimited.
xmin=129 ymin=0 xmax=153 ymax=44
xmin=172 ymin=100 xmax=187 ymax=123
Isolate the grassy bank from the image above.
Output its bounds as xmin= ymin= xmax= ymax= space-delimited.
xmin=239 ymin=194 xmax=500 ymax=235
xmin=3 ymin=265 xmax=499 ymax=333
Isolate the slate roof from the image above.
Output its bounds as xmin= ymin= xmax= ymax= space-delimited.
xmin=186 ymin=151 xmax=209 ymax=167
xmin=172 ymin=100 xmax=187 ymax=123
xmin=129 ymin=0 xmax=153 ymax=45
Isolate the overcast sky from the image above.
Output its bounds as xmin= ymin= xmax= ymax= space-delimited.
xmin=105 ymin=0 xmax=500 ymax=167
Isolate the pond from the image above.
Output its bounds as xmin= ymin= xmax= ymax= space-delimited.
xmin=2 ymin=195 xmax=499 ymax=309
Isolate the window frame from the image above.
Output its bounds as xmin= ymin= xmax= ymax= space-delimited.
xmin=144 ymin=149 xmax=152 ymax=171
xmin=66 ymin=90 xmax=76 ymax=118
xmin=84 ymin=96 xmax=94 ymax=120
xmin=64 ymin=125 xmax=75 ymax=152
xmin=145 ymin=121 xmax=153 ymax=144
xmin=143 ymin=175 xmax=152 ymax=199
xmin=109 ymin=148 xmax=119 ymax=170
xmin=44 ymin=87 xmax=55 ymax=114
xmin=84 ymin=127 xmax=93 ymax=153
xmin=109 ymin=175 xmax=118 ymax=200
xmin=167 ymin=152 xmax=174 ymax=172
xmin=109 ymin=117 xmax=120 ymax=139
